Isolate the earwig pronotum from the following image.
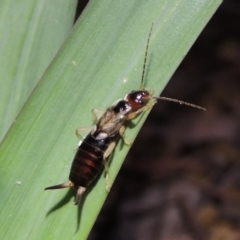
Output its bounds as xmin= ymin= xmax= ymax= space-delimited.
xmin=45 ymin=24 xmax=205 ymax=205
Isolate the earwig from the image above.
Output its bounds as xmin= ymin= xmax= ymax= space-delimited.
xmin=45 ymin=23 xmax=205 ymax=205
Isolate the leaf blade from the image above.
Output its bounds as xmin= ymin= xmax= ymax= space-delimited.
xmin=0 ymin=0 xmax=222 ymax=239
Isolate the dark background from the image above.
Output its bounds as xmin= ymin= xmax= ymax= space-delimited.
xmin=76 ymin=0 xmax=240 ymax=239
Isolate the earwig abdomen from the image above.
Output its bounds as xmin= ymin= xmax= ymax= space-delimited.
xmin=70 ymin=132 xmax=119 ymax=189
xmin=70 ymin=135 xmax=104 ymax=188
xmin=45 ymin=130 xmax=120 ymax=204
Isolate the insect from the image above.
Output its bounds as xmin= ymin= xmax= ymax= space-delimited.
xmin=45 ymin=24 xmax=205 ymax=205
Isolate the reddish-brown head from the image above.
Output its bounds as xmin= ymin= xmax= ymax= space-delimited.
xmin=125 ymin=90 xmax=152 ymax=110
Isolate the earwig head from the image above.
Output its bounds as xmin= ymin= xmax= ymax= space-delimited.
xmin=125 ymin=90 xmax=153 ymax=110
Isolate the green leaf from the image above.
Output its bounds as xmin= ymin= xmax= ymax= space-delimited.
xmin=0 ymin=0 xmax=77 ymax=141
xmin=0 ymin=0 xmax=222 ymax=239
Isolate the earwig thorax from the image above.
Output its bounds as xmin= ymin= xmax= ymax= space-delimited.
xmin=112 ymin=100 xmax=131 ymax=114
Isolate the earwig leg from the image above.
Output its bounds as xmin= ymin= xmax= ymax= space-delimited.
xmin=92 ymin=108 xmax=105 ymax=124
xmin=126 ymin=100 xmax=156 ymax=120
xmin=134 ymin=100 xmax=156 ymax=115
xmin=103 ymin=159 xmax=111 ymax=192
xmin=103 ymin=142 xmax=116 ymax=192
xmin=119 ymin=126 xmax=132 ymax=145
xmin=75 ymin=126 xmax=92 ymax=140
xmin=75 ymin=186 xmax=86 ymax=205
xmin=45 ymin=180 xmax=74 ymax=190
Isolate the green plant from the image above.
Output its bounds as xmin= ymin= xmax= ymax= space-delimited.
xmin=0 ymin=0 xmax=222 ymax=239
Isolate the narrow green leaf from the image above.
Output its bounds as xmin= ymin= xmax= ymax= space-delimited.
xmin=0 ymin=0 xmax=222 ymax=239
xmin=0 ymin=0 xmax=77 ymax=141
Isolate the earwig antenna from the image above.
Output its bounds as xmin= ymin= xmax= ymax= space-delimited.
xmin=153 ymin=96 xmax=206 ymax=111
xmin=140 ymin=23 xmax=154 ymax=90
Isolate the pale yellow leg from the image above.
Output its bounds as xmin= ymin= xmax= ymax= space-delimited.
xmin=92 ymin=108 xmax=105 ymax=124
xmin=119 ymin=125 xmax=132 ymax=145
xmin=75 ymin=126 xmax=92 ymax=140
xmin=75 ymin=108 xmax=105 ymax=139
xmin=126 ymin=100 xmax=156 ymax=120
xmin=103 ymin=142 xmax=116 ymax=192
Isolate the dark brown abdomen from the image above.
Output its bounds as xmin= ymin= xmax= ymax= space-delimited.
xmin=69 ymin=133 xmax=116 ymax=188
